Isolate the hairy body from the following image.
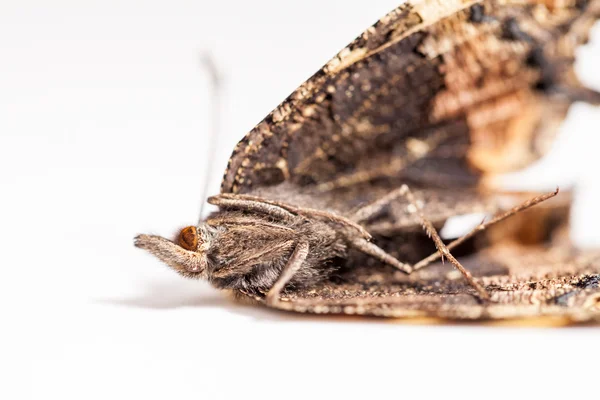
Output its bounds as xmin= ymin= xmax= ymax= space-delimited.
xmin=204 ymin=211 xmax=345 ymax=293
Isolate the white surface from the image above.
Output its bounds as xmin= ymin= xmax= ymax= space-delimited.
xmin=2 ymin=1 xmax=600 ymax=399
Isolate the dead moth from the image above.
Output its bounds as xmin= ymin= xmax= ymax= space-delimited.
xmin=286 ymin=195 xmax=600 ymax=322
xmin=136 ymin=185 xmax=553 ymax=302
xmin=135 ymin=0 xmax=600 ymax=316
xmin=265 ymin=191 xmax=600 ymax=322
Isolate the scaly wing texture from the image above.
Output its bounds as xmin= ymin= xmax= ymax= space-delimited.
xmin=222 ymin=0 xmax=600 ymax=195
xmin=260 ymin=245 xmax=600 ymax=322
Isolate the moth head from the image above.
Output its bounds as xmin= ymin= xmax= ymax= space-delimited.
xmin=134 ymin=225 xmax=211 ymax=278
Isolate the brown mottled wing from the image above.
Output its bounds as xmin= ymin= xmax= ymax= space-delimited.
xmin=239 ymin=243 xmax=600 ymax=322
xmin=221 ymin=0 xmax=600 ymax=194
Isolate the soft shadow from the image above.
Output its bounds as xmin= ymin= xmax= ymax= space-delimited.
xmin=95 ymin=280 xmax=339 ymax=323
xmin=97 ymin=281 xmax=600 ymax=327
xmin=99 ymin=281 xmax=229 ymax=309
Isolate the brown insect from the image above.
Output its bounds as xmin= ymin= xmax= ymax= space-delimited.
xmin=135 ymin=185 xmax=555 ymax=303
xmin=135 ymin=0 xmax=600 ymax=318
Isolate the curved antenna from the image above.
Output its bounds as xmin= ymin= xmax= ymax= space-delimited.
xmin=198 ymin=53 xmax=222 ymax=222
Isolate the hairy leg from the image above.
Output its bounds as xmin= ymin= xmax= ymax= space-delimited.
xmin=400 ymin=185 xmax=491 ymax=299
xmin=412 ymin=189 xmax=559 ymax=271
xmin=351 ymin=185 xmax=414 ymax=223
xmin=348 ymin=237 xmax=412 ymax=274
xmin=265 ymin=239 xmax=310 ymax=307
xmin=211 ymin=193 xmax=371 ymax=240
xmin=207 ymin=194 xmax=297 ymax=221
xmin=348 ymin=185 xmax=491 ymax=299
xmin=351 ymin=185 xmax=558 ymax=274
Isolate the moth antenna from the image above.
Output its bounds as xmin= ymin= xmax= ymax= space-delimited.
xmin=198 ymin=53 xmax=223 ymax=222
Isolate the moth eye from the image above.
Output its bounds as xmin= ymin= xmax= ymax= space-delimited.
xmin=178 ymin=226 xmax=199 ymax=251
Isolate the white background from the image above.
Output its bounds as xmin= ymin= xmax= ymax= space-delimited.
xmin=2 ymin=1 xmax=600 ymax=399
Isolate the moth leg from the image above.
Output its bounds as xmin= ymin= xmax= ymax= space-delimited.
xmin=348 ymin=237 xmax=413 ymax=274
xmin=265 ymin=239 xmax=310 ymax=307
xmin=213 ymin=193 xmax=371 ymax=240
xmin=384 ymin=185 xmax=491 ymax=300
xmin=207 ymin=194 xmax=296 ymax=221
xmin=413 ymin=189 xmax=559 ymax=271
xmin=351 ymin=185 xmax=412 ymax=223
xmin=347 ymin=184 xmax=471 ymax=279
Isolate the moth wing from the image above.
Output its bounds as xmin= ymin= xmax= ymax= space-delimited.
xmin=251 ymin=244 xmax=600 ymax=322
xmin=222 ymin=0 xmax=600 ymax=194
